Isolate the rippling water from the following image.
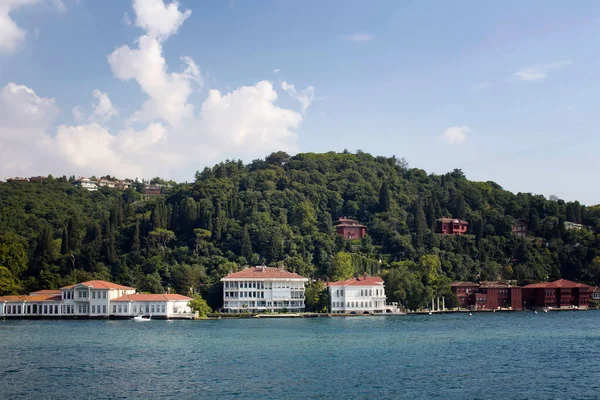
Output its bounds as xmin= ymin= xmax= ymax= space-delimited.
xmin=1 ymin=311 xmax=599 ymax=399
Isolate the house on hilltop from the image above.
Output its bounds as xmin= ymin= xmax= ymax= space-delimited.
xmin=512 ymin=219 xmax=529 ymax=238
xmin=334 ymin=217 xmax=367 ymax=239
xmin=435 ymin=217 xmax=468 ymax=235
xmin=72 ymin=177 xmax=98 ymax=191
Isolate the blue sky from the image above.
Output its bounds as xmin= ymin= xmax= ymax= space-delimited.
xmin=0 ymin=0 xmax=599 ymax=204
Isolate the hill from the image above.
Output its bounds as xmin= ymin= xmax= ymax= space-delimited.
xmin=1 ymin=151 xmax=599 ymax=310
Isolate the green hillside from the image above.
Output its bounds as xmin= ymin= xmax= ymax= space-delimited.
xmin=1 ymin=151 xmax=599 ymax=310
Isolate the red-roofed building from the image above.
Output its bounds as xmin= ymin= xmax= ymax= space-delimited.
xmin=1 ymin=279 xmax=194 ymax=319
xmin=512 ymin=219 xmax=529 ymax=238
xmin=450 ymin=281 xmax=523 ymax=310
xmin=522 ymin=279 xmax=591 ymax=309
xmin=435 ymin=217 xmax=469 ymax=235
xmin=110 ymin=294 xmax=193 ymax=317
xmin=334 ymin=217 xmax=367 ymax=240
xmin=328 ymin=274 xmax=388 ymax=314
xmin=221 ymin=266 xmax=309 ymax=313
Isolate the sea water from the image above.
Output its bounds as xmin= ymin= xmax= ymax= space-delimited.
xmin=1 ymin=311 xmax=599 ymax=399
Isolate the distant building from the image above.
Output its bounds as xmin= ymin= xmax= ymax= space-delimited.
xmin=144 ymin=185 xmax=162 ymax=199
xmin=522 ymin=279 xmax=591 ymax=309
xmin=220 ymin=266 xmax=309 ymax=313
xmin=116 ymin=180 xmax=130 ymax=190
xmin=328 ymin=274 xmax=387 ymax=314
xmin=564 ymin=221 xmax=585 ymax=231
xmin=449 ymin=282 xmax=480 ymax=308
xmin=72 ymin=177 xmax=98 ymax=191
xmin=0 ymin=280 xmax=193 ymax=319
xmin=512 ymin=219 xmax=529 ymax=238
xmin=435 ymin=217 xmax=469 ymax=235
xmin=7 ymin=177 xmax=29 ymax=182
xmin=97 ymin=179 xmax=116 ymax=188
xmin=450 ymin=281 xmax=522 ymax=310
xmin=591 ymin=287 xmax=600 ymax=302
xmin=334 ymin=217 xmax=367 ymax=239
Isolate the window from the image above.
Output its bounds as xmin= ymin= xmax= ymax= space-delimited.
xmin=92 ymin=291 xmax=96 ymax=299
xmin=113 ymin=305 xmax=116 ymax=313
xmin=92 ymin=305 xmax=96 ymax=314
xmin=103 ymin=291 xmax=106 ymax=299
xmin=146 ymin=304 xmax=150 ymax=313
xmin=102 ymin=305 xmax=106 ymax=314
xmin=161 ymin=305 xmax=165 ymax=313
xmin=151 ymin=305 xmax=155 ymax=313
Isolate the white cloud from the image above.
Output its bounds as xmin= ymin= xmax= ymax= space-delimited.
xmin=91 ymin=89 xmax=118 ymax=121
xmin=0 ymin=0 xmax=41 ymax=54
xmin=440 ymin=126 xmax=471 ymax=144
xmin=281 ymin=81 xmax=315 ymax=113
xmin=52 ymin=0 xmax=65 ymax=12
xmin=72 ymin=106 xmax=85 ymax=122
xmin=515 ymin=60 xmax=572 ymax=82
xmin=132 ymin=0 xmax=191 ymax=41
xmin=273 ymin=68 xmax=280 ymax=74
xmin=0 ymin=0 xmax=312 ymax=180
xmin=108 ymin=35 xmax=201 ymax=126
xmin=198 ymin=81 xmax=301 ymax=152
xmin=123 ymin=12 xmax=132 ymax=26
xmin=348 ymin=33 xmax=373 ymax=42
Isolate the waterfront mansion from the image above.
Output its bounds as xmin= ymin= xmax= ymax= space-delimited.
xmin=328 ymin=274 xmax=388 ymax=314
xmin=221 ymin=266 xmax=309 ymax=313
xmin=0 ymin=280 xmax=193 ymax=319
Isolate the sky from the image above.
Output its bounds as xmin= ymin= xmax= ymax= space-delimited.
xmin=0 ymin=0 xmax=599 ymax=205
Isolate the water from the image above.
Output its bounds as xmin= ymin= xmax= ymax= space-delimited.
xmin=1 ymin=312 xmax=600 ymax=400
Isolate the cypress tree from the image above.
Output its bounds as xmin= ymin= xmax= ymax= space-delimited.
xmin=241 ymin=227 xmax=252 ymax=259
xmin=132 ymin=220 xmax=141 ymax=253
xmin=60 ymin=224 xmax=69 ymax=255
xmin=378 ymin=181 xmax=392 ymax=212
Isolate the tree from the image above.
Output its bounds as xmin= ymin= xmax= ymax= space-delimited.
xmin=193 ymin=228 xmax=212 ymax=257
xmin=132 ymin=220 xmax=141 ymax=253
xmin=188 ymin=294 xmax=212 ymax=318
xmin=378 ymin=181 xmax=392 ymax=212
xmin=328 ymin=252 xmax=354 ymax=281
xmin=305 ymin=280 xmax=328 ymax=312
xmin=149 ymin=228 xmax=175 ymax=256
xmin=60 ymin=225 xmax=69 ymax=255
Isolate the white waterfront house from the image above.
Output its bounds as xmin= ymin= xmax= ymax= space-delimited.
xmin=0 ymin=280 xmax=193 ymax=319
xmin=328 ymin=275 xmax=388 ymax=314
xmin=72 ymin=177 xmax=98 ymax=191
xmin=221 ymin=266 xmax=309 ymax=313
xmin=110 ymin=294 xmax=193 ymax=317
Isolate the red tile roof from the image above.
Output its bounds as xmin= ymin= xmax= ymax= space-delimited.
xmin=523 ymin=279 xmax=591 ymax=290
xmin=437 ymin=217 xmax=468 ymax=224
xmin=0 ymin=294 xmax=61 ymax=302
xmin=450 ymin=282 xmax=480 ymax=287
xmin=60 ymin=280 xmax=135 ymax=290
xmin=328 ymin=276 xmax=384 ymax=286
xmin=29 ymin=290 xmax=62 ymax=296
xmin=111 ymin=294 xmax=192 ymax=302
xmin=221 ymin=267 xmax=308 ymax=280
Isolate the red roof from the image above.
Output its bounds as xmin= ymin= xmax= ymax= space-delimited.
xmin=523 ymin=279 xmax=591 ymax=290
xmin=0 ymin=294 xmax=61 ymax=302
xmin=111 ymin=294 xmax=192 ymax=302
xmin=450 ymin=282 xmax=480 ymax=287
xmin=60 ymin=280 xmax=135 ymax=290
xmin=29 ymin=290 xmax=62 ymax=295
xmin=437 ymin=218 xmax=468 ymax=224
xmin=221 ymin=267 xmax=308 ymax=280
xmin=328 ymin=276 xmax=384 ymax=286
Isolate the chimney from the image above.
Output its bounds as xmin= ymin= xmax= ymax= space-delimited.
xmin=363 ymin=272 xmax=368 ymax=280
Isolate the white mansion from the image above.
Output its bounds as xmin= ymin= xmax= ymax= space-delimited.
xmin=221 ymin=266 xmax=309 ymax=313
xmin=0 ymin=280 xmax=193 ymax=319
xmin=328 ymin=275 xmax=388 ymax=314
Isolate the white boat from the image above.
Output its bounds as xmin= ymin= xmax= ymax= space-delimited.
xmin=132 ymin=315 xmax=151 ymax=321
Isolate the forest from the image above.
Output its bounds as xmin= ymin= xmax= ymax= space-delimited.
xmin=1 ymin=151 xmax=599 ymax=311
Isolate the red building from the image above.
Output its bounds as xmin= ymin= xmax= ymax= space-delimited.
xmin=435 ymin=218 xmax=469 ymax=235
xmin=334 ymin=217 xmax=367 ymax=240
xmin=450 ymin=282 xmax=479 ymax=308
xmin=512 ymin=219 xmax=528 ymax=238
xmin=522 ymin=279 xmax=591 ymax=309
xmin=450 ymin=281 xmax=523 ymax=310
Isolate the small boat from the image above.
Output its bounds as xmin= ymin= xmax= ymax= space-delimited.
xmin=469 ymin=313 xmax=472 ymax=316
xmin=534 ymin=311 xmax=538 ymax=314
xmin=133 ymin=315 xmax=151 ymax=322
xmin=428 ymin=311 xmax=432 ymax=315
